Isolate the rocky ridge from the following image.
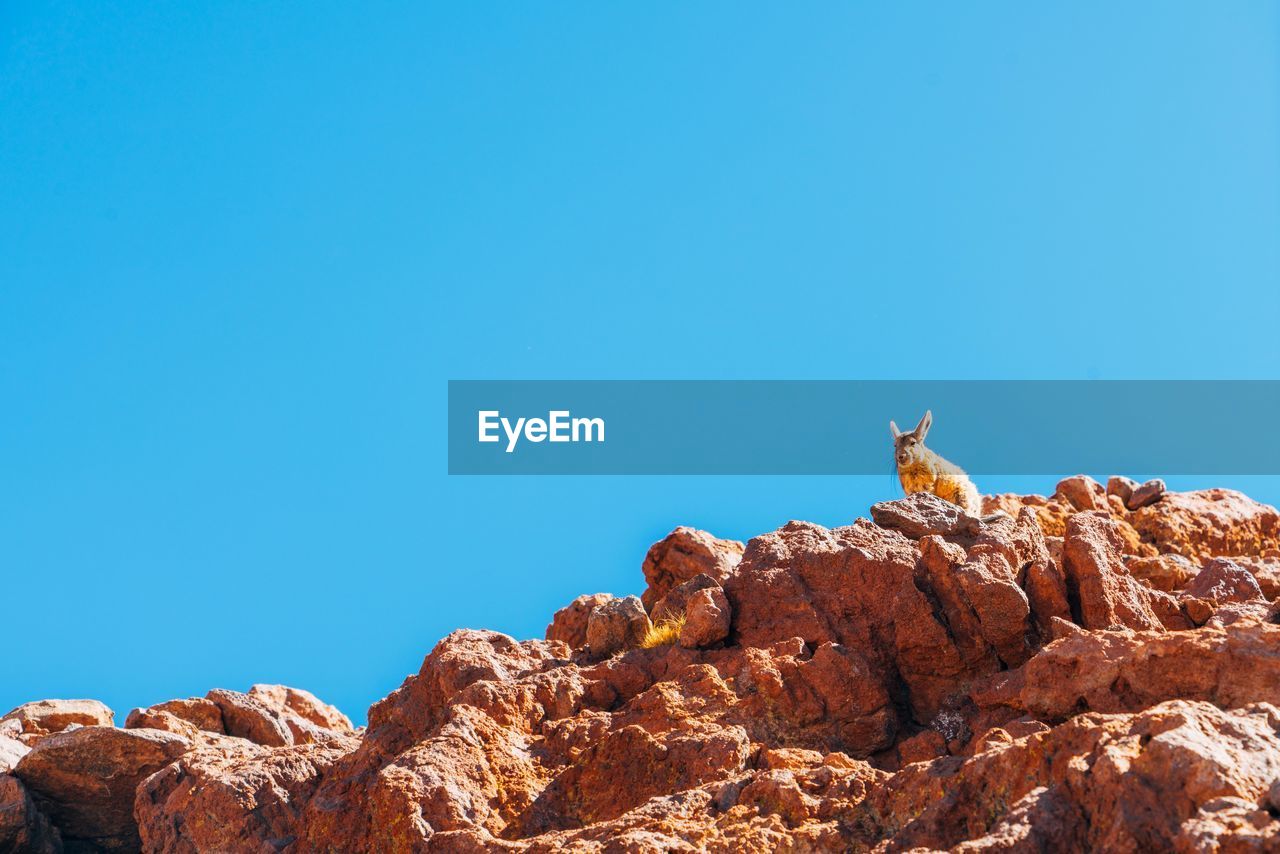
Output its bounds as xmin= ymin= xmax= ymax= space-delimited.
xmin=3 ymin=476 xmax=1280 ymax=852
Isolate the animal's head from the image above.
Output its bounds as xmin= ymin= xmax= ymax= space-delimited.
xmin=889 ymin=410 xmax=932 ymax=467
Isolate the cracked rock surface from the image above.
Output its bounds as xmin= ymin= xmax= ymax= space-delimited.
xmin=3 ymin=479 xmax=1280 ymax=852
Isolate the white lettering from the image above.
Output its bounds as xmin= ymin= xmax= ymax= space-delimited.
xmin=549 ymin=410 xmax=570 ymax=442
xmin=572 ymin=416 xmax=604 ymax=442
xmin=478 ymin=411 xmax=500 ymax=443
xmin=502 ymin=416 xmax=526 ymax=453
xmin=478 ymin=410 xmax=605 ymax=453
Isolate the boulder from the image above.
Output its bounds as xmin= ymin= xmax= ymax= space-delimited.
xmin=641 ymin=527 xmax=743 ymax=612
xmin=14 ymin=726 xmax=190 ymax=852
xmin=1106 ymin=475 xmax=1138 ymax=505
xmin=1055 ymin=475 xmax=1108 ymax=512
xmin=298 ymin=630 xmax=575 ymax=851
xmin=870 ymin=491 xmax=983 ymax=539
xmin=726 ymin=519 xmax=965 ymax=721
xmin=1180 ymin=558 xmax=1266 ymax=625
xmin=1128 ymin=488 xmax=1280 ymax=562
xmin=0 ymin=699 xmax=113 ymax=746
xmin=651 ymin=572 xmax=720 ymax=623
xmin=985 ymin=490 xmax=1154 ymax=556
xmin=206 ymin=689 xmax=294 ymax=746
xmin=1061 ymin=513 xmax=1164 ymax=631
xmin=0 ymin=773 xmax=60 ymax=853
xmin=1217 ymin=555 xmax=1280 ymax=600
xmin=586 ymin=595 xmax=651 ymax=658
xmin=986 ymin=622 xmax=1280 ymax=719
xmin=248 ymin=684 xmax=354 ymax=732
xmin=867 ymin=701 xmax=1280 ymax=852
xmin=0 ymin=735 xmax=28 ymax=773
xmin=136 ymin=738 xmax=356 ymax=853
xmin=1127 ymin=478 xmax=1166 ymax=510
xmin=201 ymin=686 xmax=352 ymax=747
xmin=1125 ymin=553 xmax=1198 ymax=592
xmin=125 ymin=697 xmax=224 ymax=736
xmin=546 ymin=593 xmax=614 ymax=648
xmin=678 ymin=586 xmax=731 ymax=648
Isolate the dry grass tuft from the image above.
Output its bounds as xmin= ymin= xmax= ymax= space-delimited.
xmin=640 ymin=613 xmax=686 ymax=649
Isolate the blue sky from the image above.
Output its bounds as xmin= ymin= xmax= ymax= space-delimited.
xmin=3 ymin=3 xmax=1279 ymax=723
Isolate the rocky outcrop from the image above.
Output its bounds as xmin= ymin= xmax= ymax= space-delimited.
xmin=0 ymin=700 xmax=114 ymax=747
xmin=0 ymin=774 xmax=59 ymax=853
xmin=640 ymin=527 xmax=743 ymax=612
xmin=546 ymin=593 xmax=613 ymax=648
xmin=585 ymin=595 xmax=651 ymax=657
xmin=0 ymin=684 xmax=356 ymax=853
xmin=1129 ymin=487 xmax=1280 ymax=561
xmin=678 ymin=585 xmax=731 ymax=648
xmin=134 ymin=738 xmax=357 ymax=853
xmin=2 ymin=480 xmax=1279 ymax=852
xmin=13 ymin=728 xmax=191 ymax=852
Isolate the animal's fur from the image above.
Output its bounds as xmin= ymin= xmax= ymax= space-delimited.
xmin=890 ymin=410 xmax=982 ymax=516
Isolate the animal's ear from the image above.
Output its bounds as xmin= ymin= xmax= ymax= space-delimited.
xmin=889 ymin=420 xmax=901 ymax=439
xmin=914 ymin=410 xmax=932 ymax=441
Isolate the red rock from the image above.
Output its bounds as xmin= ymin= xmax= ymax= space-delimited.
xmin=586 ymin=595 xmax=651 ymax=658
xmin=0 ymin=735 xmax=28 ymax=774
xmin=1056 ymin=474 xmax=1108 ymax=511
xmin=545 ymin=592 xmax=613 ymax=648
xmin=1127 ymin=477 xmax=1166 ymax=510
xmin=0 ymin=773 xmax=60 ymax=853
xmin=4 ymin=482 xmax=1280 ymax=852
xmin=950 ymin=540 xmax=1036 ymax=666
xmin=1226 ymin=555 xmax=1280 ymax=600
xmin=1126 ymin=552 xmax=1198 ymax=592
xmin=678 ymin=586 xmax=731 ymax=648
xmin=1106 ymin=475 xmax=1138 ymax=505
xmin=869 ymin=491 xmax=982 ymax=539
xmin=986 ymin=490 xmax=1155 ymax=556
xmin=205 ymin=688 xmax=294 ymax=747
xmin=641 ymin=527 xmax=744 ymax=612
xmin=984 ymin=492 xmax=1072 ymax=536
xmin=1180 ymin=558 xmax=1266 ymax=626
xmin=1147 ymin=587 xmax=1194 ymax=631
xmin=14 ymin=726 xmax=190 ymax=852
xmin=966 ymin=716 xmax=1051 ymax=756
xmin=992 ymin=623 xmax=1280 ymax=719
xmin=727 ymin=519 xmax=969 ymax=723
xmin=248 ymin=683 xmax=354 ymax=732
xmin=757 ymin=746 xmax=825 ymax=771
xmin=125 ymin=697 xmax=224 ymax=736
xmin=651 ymin=572 xmax=720 ymax=623
xmin=1062 ymin=512 xmax=1165 ymax=631
xmin=868 ymin=700 xmax=1280 ymax=852
xmin=897 ymin=729 xmax=947 ymax=765
xmin=0 ymin=699 xmax=114 ymax=746
xmin=522 ymin=721 xmax=752 ymax=833
xmin=1128 ymin=488 xmax=1280 ymax=561
xmin=297 ymin=630 xmax=573 ymax=851
xmin=135 ymin=737 xmax=357 ymax=853
xmin=1011 ymin=513 xmax=1073 ymax=640
xmin=1186 ymin=558 xmax=1267 ymax=603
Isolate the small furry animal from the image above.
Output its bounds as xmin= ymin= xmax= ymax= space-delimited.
xmin=890 ymin=410 xmax=982 ymax=516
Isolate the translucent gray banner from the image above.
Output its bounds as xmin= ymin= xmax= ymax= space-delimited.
xmin=447 ymin=381 xmax=1280 ymax=475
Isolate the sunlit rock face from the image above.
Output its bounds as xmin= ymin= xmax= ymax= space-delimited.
xmin=3 ymin=482 xmax=1280 ymax=852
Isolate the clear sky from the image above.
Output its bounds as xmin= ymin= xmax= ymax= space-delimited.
xmin=3 ymin=3 xmax=1279 ymax=723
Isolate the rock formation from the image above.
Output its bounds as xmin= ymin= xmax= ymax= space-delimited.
xmin=2 ymin=477 xmax=1279 ymax=852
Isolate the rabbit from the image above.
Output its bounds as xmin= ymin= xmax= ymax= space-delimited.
xmin=890 ymin=410 xmax=983 ymax=516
